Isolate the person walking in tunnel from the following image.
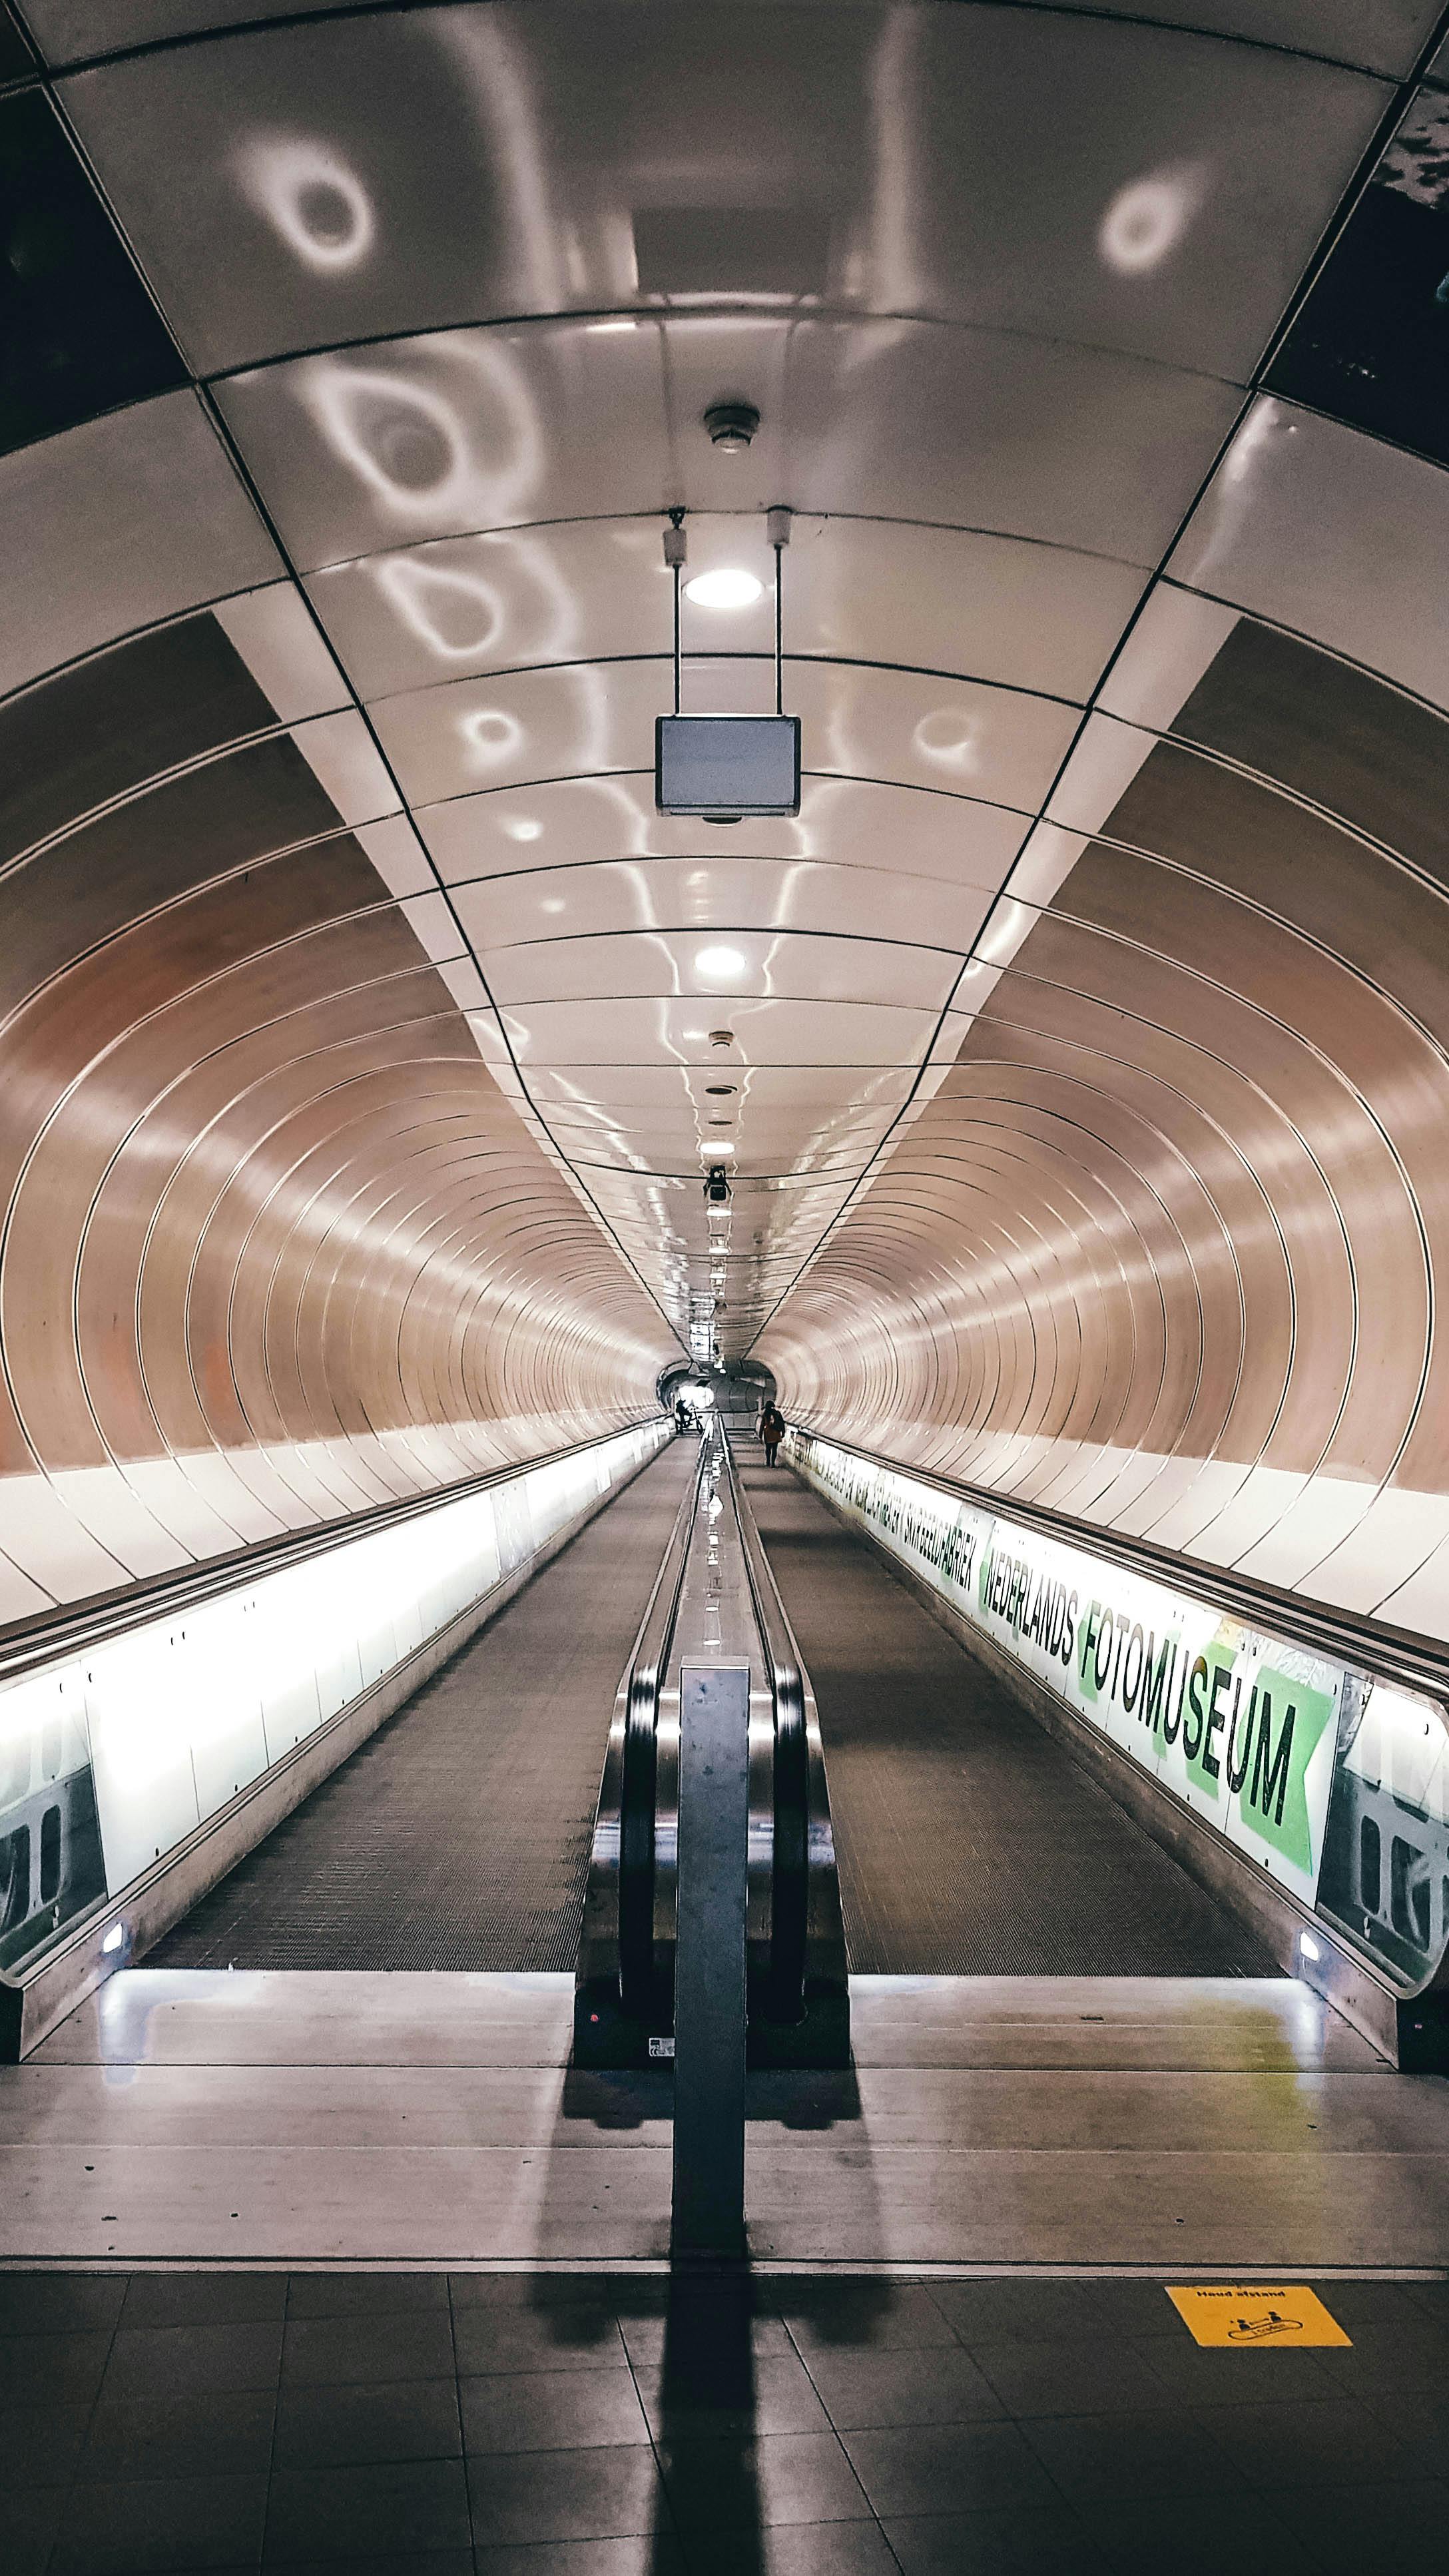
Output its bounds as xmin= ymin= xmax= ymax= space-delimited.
xmin=760 ymin=1401 xmax=786 ymax=1466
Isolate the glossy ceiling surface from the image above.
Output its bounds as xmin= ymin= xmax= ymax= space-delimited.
xmin=3 ymin=0 xmax=1449 ymax=1639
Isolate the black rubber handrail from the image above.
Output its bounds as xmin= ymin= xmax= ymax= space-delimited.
xmin=617 ymin=1440 xmax=707 ymax=2021
xmin=726 ymin=1441 xmax=810 ymax=2025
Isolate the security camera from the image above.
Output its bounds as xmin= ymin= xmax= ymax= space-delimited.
xmin=704 ymin=1165 xmax=732 ymax=1204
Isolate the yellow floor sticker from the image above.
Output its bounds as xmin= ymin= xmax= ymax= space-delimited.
xmin=1167 ymin=2286 xmax=1350 ymax=2348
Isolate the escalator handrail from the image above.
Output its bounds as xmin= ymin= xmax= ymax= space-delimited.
xmin=617 ymin=1436 xmax=708 ymax=2018
xmin=724 ymin=1439 xmax=811 ymax=2023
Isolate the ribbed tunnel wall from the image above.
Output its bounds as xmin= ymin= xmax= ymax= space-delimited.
xmin=4 ymin=0 xmax=1449 ymax=1664
xmin=0 ymin=594 xmax=671 ymax=1620
xmin=764 ymin=539 xmax=1449 ymax=1642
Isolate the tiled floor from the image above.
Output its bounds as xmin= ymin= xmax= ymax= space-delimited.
xmin=3 ymin=2269 xmax=1447 ymax=2573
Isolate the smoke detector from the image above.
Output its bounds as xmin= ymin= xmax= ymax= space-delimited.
xmin=709 ymin=1028 xmax=735 ymax=1050
xmin=704 ymin=400 xmax=760 ymax=453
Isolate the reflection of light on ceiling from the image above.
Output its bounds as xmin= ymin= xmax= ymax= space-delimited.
xmin=300 ymin=337 xmax=539 ymax=525
xmin=695 ymin=945 xmax=747 ymax=981
xmin=1099 ymin=162 xmax=1205 ymax=274
xmin=540 ymin=897 xmax=565 ymax=914
xmin=587 ymin=318 xmax=639 ymax=334
xmin=913 ymin=709 xmax=979 ymax=772
xmin=304 ymin=364 xmax=471 ymax=515
xmin=682 ymin=1027 xmax=707 ymax=1041
xmin=503 ymin=816 xmax=542 ymax=842
xmin=685 ymin=570 xmax=764 ymax=609
xmin=376 ymin=555 xmax=503 ymax=659
xmin=458 ymin=709 xmax=524 ymax=775
xmin=238 ymin=135 xmax=375 ymax=271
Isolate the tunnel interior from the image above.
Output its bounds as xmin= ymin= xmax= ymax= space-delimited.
xmin=3 ymin=19 xmax=1449 ymax=2540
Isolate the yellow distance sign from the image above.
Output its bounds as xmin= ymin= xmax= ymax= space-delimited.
xmin=1167 ymin=2285 xmax=1350 ymax=2348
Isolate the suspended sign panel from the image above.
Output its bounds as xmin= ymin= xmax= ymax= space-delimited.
xmin=788 ymin=1433 xmax=1445 ymax=1935
xmin=656 ymin=713 xmax=801 ymax=816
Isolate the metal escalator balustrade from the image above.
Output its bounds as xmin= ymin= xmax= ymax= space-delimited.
xmin=575 ymin=1422 xmax=848 ymax=2069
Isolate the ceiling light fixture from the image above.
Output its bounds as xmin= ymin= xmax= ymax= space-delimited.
xmin=695 ymin=945 xmax=746 ymax=980
xmin=655 ymin=501 xmax=800 ymax=819
xmin=684 ymin=568 xmax=762 ymax=610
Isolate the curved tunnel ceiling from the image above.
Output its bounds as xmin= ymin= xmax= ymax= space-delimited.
xmin=3 ymin=1 xmax=1449 ymax=1642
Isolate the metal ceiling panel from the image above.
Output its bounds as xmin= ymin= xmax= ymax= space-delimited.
xmin=309 ymin=513 xmax=1147 ymax=704
xmin=449 ymin=857 xmax=994 ymax=955
xmin=370 ymin=655 xmax=1071 ymax=812
xmin=499 ymin=994 xmax=942 ymax=1070
xmin=475 ymin=925 xmax=958 ymax=1012
xmin=1169 ymin=397 xmax=1449 ymax=713
xmin=0 ymin=390 xmax=280 ymax=700
xmin=418 ymin=772 xmax=1032 ymax=894
xmin=63 ymin=3 xmax=1380 ymax=375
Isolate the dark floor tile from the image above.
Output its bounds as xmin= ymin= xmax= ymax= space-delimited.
xmin=101 ymin=2320 xmax=283 ymax=2401
xmin=1136 ymin=2339 xmax=1340 ymax=2406
xmin=688 ymin=2522 xmax=900 ymax=2573
xmin=843 ymin=2420 xmax=1059 ymax=2521
xmin=473 ymin=2543 xmax=685 ymax=2575
xmin=52 ymin=2469 xmax=268 ymax=2574
xmin=1303 ymin=2312 xmax=1449 ymax=2395
xmin=637 ymin=2348 xmax=830 ymax=2441
xmin=467 ymin=2443 xmax=665 ymax=2547
xmin=619 ymin=2306 xmax=791 ymax=2368
xmin=272 ymin=2373 xmax=461 ymax=2469
xmin=778 ymin=2283 xmax=957 ymax=2356
xmin=0 ymin=2274 xmax=127 ymax=2334
xmin=7 ymin=2482 xmax=65 ymax=2576
xmin=0 ymin=2328 xmax=113 ymax=2408
xmin=0 ymin=2398 xmax=91 ymax=2485
xmin=1192 ymin=2394 xmax=1414 ymax=2489
xmin=1289 ymin=2279 xmax=1421 ymax=2334
xmin=454 ymin=2303 xmax=625 ymax=2378
xmin=1019 ymin=2409 xmax=1245 ymax=2505
xmin=972 ymin=2336 xmax=1174 ymax=2421
xmin=268 ymin=2560 xmax=473 ymax=2576
xmin=1059 ymin=2280 xmax=1181 ymax=2340
xmin=461 ymin=2364 xmax=648 ymax=2455
xmin=803 ymin=2342 xmax=1003 ymax=2432
xmin=1080 ymin=2491 xmax=1316 ymax=2575
xmin=1358 ymin=2378 xmax=1449 ymax=2473
xmin=1402 ymin=2276 xmax=1449 ymax=2325
xmin=657 ymin=2429 xmax=870 ymax=2531
xmin=450 ymin=2276 xmax=620 ymax=2313
xmin=121 ymin=2275 xmax=287 ymax=2330
xmin=885 ymin=2505 xmax=1110 ymax=2573
xmin=276 ymin=2561 xmax=471 ymax=2576
xmin=286 ymin=2271 xmax=451 ymax=2319
xmin=81 ymin=2387 xmax=276 ymax=2482
xmin=928 ymin=2280 xmax=1113 ymax=2348
xmin=1257 ymin=2476 xmax=1449 ymax=2575
xmin=264 ymin=2457 xmax=471 ymax=2561
xmin=281 ymin=2309 xmax=455 ymax=2386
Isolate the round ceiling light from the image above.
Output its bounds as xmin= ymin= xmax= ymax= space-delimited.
xmin=695 ymin=945 xmax=746 ymax=980
xmin=684 ymin=569 xmax=763 ymax=610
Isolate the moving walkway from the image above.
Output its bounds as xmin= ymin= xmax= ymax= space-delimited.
xmin=574 ymin=1420 xmax=848 ymax=2069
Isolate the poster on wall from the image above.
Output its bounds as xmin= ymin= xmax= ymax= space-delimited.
xmin=792 ymin=1435 xmax=1344 ymax=1908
